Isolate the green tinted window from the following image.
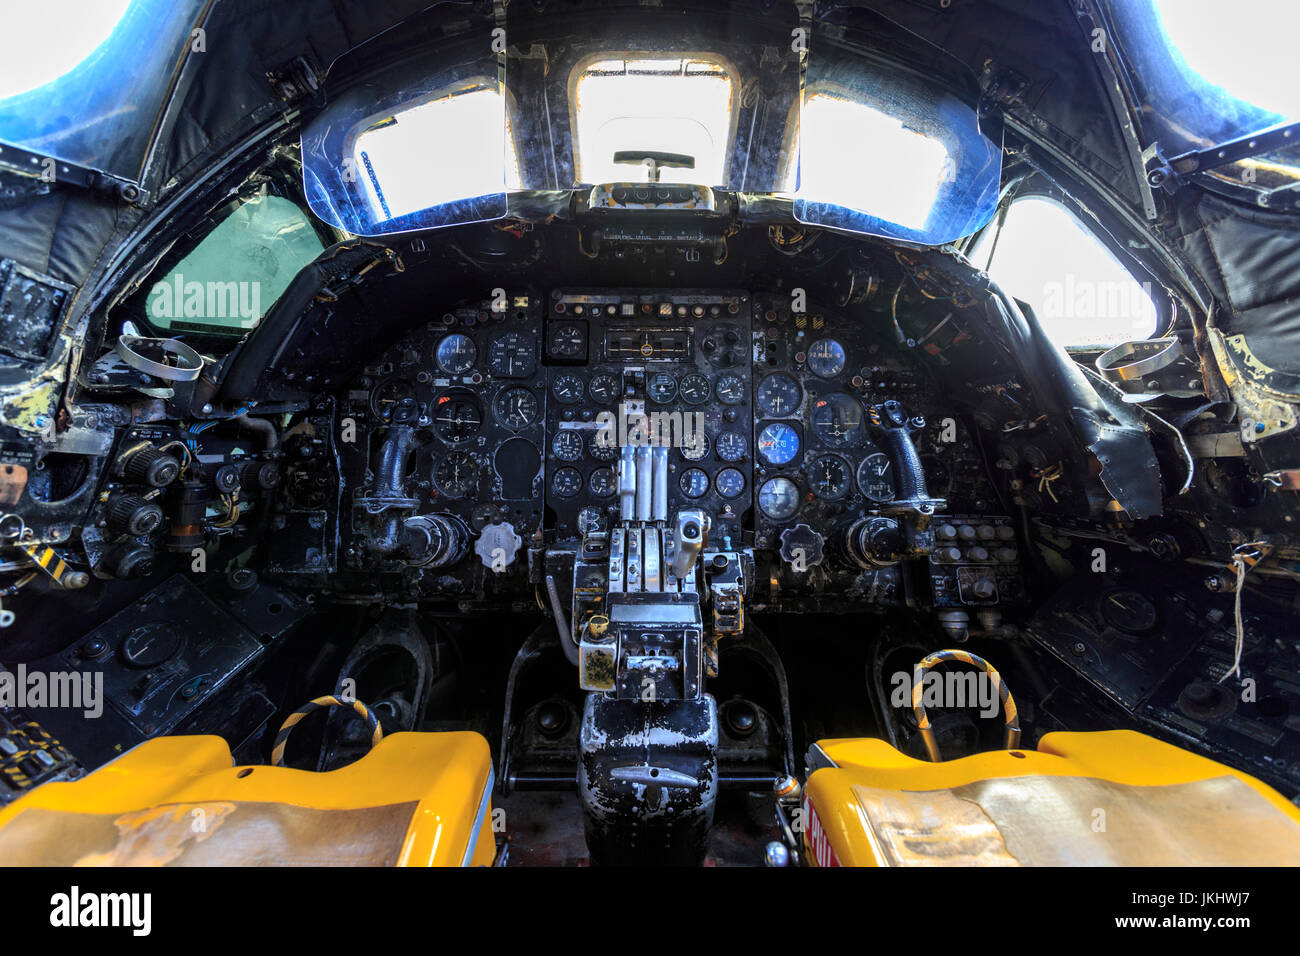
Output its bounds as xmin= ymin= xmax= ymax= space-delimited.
xmin=147 ymin=194 xmax=324 ymax=333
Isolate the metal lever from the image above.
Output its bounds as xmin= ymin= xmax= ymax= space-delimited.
xmin=670 ymin=510 xmax=708 ymax=580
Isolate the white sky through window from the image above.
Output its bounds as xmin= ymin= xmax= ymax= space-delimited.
xmin=797 ymin=93 xmax=951 ymax=231
xmin=1152 ymin=0 xmax=1299 ymax=119
xmin=0 ymin=0 xmax=131 ymax=99
xmin=573 ymin=58 xmax=733 ymax=185
xmin=353 ymin=88 xmax=514 ymax=220
xmin=970 ymin=197 xmax=1158 ymax=348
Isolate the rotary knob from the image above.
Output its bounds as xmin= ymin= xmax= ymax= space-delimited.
xmin=475 ymin=521 xmax=523 ymax=573
xmin=779 ymin=524 xmax=825 ymax=570
xmin=120 ymin=444 xmax=181 ymax=487
xmin=844 ymin=516 xmax=903 ymax=568
xmin=107 ymin=494 xmax=164 ymax=536
xmin=241 ymin=460 xmax=280 ymax=490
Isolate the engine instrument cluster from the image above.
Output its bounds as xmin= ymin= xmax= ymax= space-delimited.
xmin=543 ymin=289 xmax=751 ymax=548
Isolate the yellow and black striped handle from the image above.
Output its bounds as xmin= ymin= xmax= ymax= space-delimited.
xmin=911 ymin=649 xmax=1020 ymax=763
xmin=270 ymin=695 xmax=384 ymax=767
xmin=21 ymin=542 xmax=70 ymax=584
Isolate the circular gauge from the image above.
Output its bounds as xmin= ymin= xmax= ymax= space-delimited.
xmin=434 ymin=452 xmax=478 ymax=498
xmin=577 ymin=507 xmax=606 ymax=535
xmin=122 ymin=625 xmax=182 ymax=668
xmin=857 ymin=452 xmax=895 ymax=502
xmin=589 ymin=374 xmax=620 ymax=404
xmin=433 ymin=392 xmax=482 ymax=443
xmin=679 ymin=373 xmax=711 ymax=406
xmin=492 ymin=387 xmax=538 ymax=429
xmin=552 ymin=373 xmax=585 ymax=404
xmin=715 ymin=431 xmax=748 ymax=462
xmin=588 ymin=467 xmax=617 ymax=498
xmin=679 ymin=468 xmax=710 ymax=498
xmin=648 ymin=372 xmax=677 ymax=404
xmin=370 ymin=378 xmax=415 ymax=422
xmin=806 ymin=338 xmax=846 ymax=378
xmin=435 ymin=333 xmax=477 ymax=374
xmin=551 ymin=430 xmax=585 ymax=462
xmin=487 ymin=332 xmax=535 ymax=378
xmin=551 ymin=466 xmax=583 ymax=498
xmin=681 ymin=432 xmax=710 ymax=462
xmin=716 ymin=467 xmax=746 ymax=499
xmin=758 ymin=476 xmax=800 ymax=519
xmin=757 ymin=422 xmax=800 ymax=465
xmin=548 ymin=322 xmax=586 ymax=359
xmin=590 ymin=431 xmax=619 ymax=461
xmin=809 ymin=455 xmax=852 ymax=500
xmin=1100 ymin=589 xmax=1159 ymax=634
xmin=810 ymin=393 xmax=864 ymax=446
xmin=715 ymin=374 xmax=746 ymax=405
xmin=757 ymin=373 xmax=802 ymax=416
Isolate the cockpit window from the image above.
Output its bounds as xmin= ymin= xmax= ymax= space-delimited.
xmin=301 ymin=37 xmax=511 ymax=237
xmin=969 ymin=196 xmax=1159 ymax=349
xmin=798 ymin=93 xmax=952 ymax=232
xmin=146 ymin=194 xmax=324 ymax=335
xmin=1148 ymin=0 xmax=1298 ymax=123
xmin=570 ymin=57 xmax=735 ymax=186
xmin=1103 ymin=0 xmax=1299 ymax=186
xmin=352 ymin=86 xmax=520 ymax=222
xmin=791 ymin=53 xmax=1001 ymax=245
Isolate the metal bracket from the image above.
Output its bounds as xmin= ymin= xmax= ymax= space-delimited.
xmin=267 ymin=55 xmax=320 ymax=103
xmin=1146 ymin=122 xmax=1300 ymax=195
xmin=977 ymin=65 xmax=1029 ymax=119
xmin=0 ymin=141 xmax=148 ymax=205
xmin=1168 ymin=121 xmax=1300 ymax=178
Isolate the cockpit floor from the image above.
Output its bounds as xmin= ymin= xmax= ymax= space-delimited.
xmin=497 ymin=790 xmax=783 ymax=867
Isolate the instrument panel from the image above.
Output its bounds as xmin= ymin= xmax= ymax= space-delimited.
xmin=338 ymin=288 xmax=1000 ymax=590
xmin=342 ymin=297 xmax=549 ymax=554
xmin=747 ymin=293 xmax=996 ymax=549
xmin=543 ymin=290 xmax=751 ymax=549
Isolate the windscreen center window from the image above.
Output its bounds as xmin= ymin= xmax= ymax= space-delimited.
xmin=570 ymin=56 xmax=736 ymax=186
xmin=969 ymin=196 xmax=1158 ymax=350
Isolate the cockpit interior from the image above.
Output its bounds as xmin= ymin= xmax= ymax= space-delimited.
xmin=1 ymin=0 xmax=1299 ymax=869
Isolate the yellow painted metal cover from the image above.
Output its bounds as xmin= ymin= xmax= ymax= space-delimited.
xmin=0 ymin=732 xmax=496 ymax=866
xmin=802 ymin=730 xmax=1300 ymax=867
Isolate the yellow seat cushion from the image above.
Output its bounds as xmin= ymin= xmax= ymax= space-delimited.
xmin=802 ymin=730 xmax=1300 ymax=866
xmin=0 ymin=731 xmax=495 ymax=866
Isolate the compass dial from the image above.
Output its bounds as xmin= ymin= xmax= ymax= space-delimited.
xmin=808 ymin=455 xmax=851 ymax=500
xmin=487 ymin=332 xmax=536 ymax=378
xmin=757 ymin=373 xmax=801 ymax=416
xmin=678 ymin=373 xmax=711 ymax=406
xmin=552 ymin=373 xmax=585 ymax=404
